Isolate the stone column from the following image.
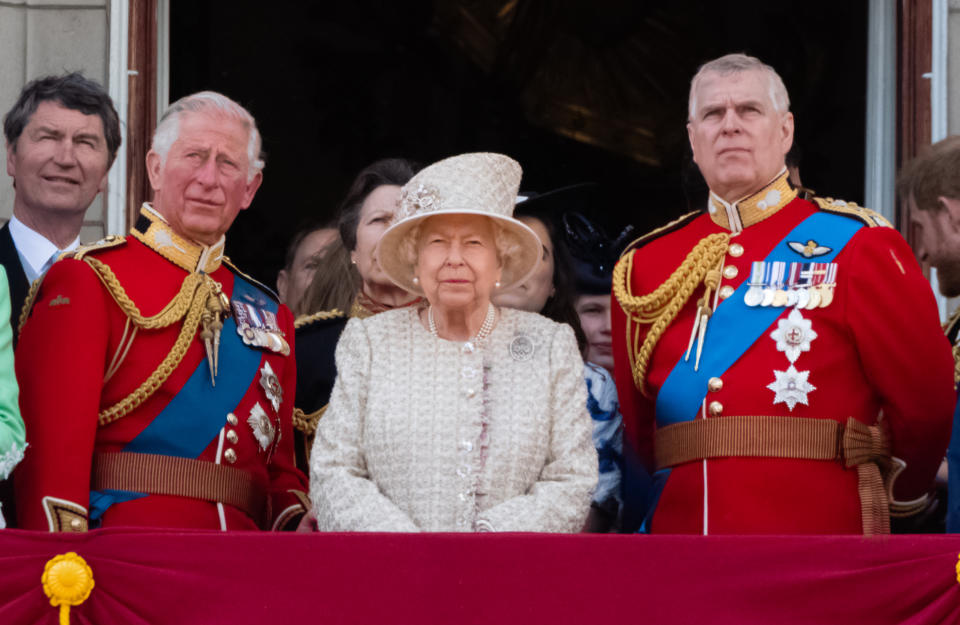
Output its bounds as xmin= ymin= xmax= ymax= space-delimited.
xmin=0 ymin=0 xmax=111 ymax=241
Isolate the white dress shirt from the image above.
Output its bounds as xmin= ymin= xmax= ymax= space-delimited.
xmin=8 ymin=215 xmax=80 ymax=284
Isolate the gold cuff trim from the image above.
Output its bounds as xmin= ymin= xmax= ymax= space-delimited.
xmin=42 ymin=496 xmax=88 ymax=533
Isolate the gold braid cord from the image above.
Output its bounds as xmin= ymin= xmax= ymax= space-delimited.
xmin=17 ymin=277 xmax=43 ymax=338
xmin=294 ymin=309 xmax=344 ymax=330
xmin=943 ymin=307 xmax=960 ymax=385
xmin=84 ymin=257 xmax=215 ymax=426
xmin=613 ymin=232 xmax=731 ymax=396
xmin=953 ymin=342 xmax=960 ymax=387
xmin=292 ymin=405 xmax=328 ymax=436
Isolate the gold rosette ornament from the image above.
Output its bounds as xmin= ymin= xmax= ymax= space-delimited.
xmin=42 ymin=552 xmax=95 ymax=625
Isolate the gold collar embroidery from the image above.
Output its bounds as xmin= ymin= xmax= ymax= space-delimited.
xmin=131 ymin=204 xmax=225 ymax=273
xmin=707 ymin=170 xmax=798 ymax=232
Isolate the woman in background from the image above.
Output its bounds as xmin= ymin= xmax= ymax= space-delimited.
xmin=493 ymin=187 xmax=623 ymax=531
xmin=293 ymin=158 xmax=419 ymax=472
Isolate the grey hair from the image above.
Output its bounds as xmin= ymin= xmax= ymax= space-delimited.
xmin=151 ymin=91 xmax=264 ymax=181
xmin=399 ymin=217 xmax=522 ymax=277
xmin=688 ymin=53 xmax=790 ymax=120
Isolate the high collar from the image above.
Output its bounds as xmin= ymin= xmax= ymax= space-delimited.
xmin=706 ymin=169 xmax=797 ymax=233
xmin=131 ymin=203 xmax=225 ymax=273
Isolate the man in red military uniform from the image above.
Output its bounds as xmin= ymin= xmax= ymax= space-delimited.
xmin=15 ymin=91 xmax=309 ymax=531
xmin=612 ymin=53 xmax=955 ymax=535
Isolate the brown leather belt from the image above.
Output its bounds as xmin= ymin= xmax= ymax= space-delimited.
xmin=92 ymin=452 xmax=267 ymax=528
xmin=654 ymin=416 xmax=892 ymax=535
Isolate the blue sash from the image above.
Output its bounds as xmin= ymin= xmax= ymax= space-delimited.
xmin=946 ymin=394 xmax=960 ymax=533
xmin=655 ymin=211 xmax=862 ymax=427
xmin=90 ymin=274 xmax=273 ymax=520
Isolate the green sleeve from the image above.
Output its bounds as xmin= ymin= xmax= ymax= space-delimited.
xmin=0 ymin=266 xmax=25 ymax=480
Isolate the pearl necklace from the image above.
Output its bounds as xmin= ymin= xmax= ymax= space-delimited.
xmin=428 ymin=302 xmax=497 ymax=343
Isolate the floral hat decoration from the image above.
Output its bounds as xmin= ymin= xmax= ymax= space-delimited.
xmin=377 ymin=152 xmax=543 ymax=295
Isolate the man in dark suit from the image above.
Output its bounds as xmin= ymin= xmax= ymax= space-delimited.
xmin=1 ymin=73 xmax=120 ymax=526
xmin=3 ymin=73 xmax=121 ymax=342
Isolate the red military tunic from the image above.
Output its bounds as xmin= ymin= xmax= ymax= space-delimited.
xmin=612 ymin=173 xmax=955 ymax=534
xmin=15 ymin=205 xmax=308 ymax=531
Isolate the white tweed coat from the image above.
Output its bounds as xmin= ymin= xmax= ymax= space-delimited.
xmin=309 ymin=306 xmax=597 ymax=532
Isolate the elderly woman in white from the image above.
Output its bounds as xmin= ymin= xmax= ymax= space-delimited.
xmin=309 ymin=153 xmax=597 ymax=532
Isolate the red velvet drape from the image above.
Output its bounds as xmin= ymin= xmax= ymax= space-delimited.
xmin=0 ymin=530 xmax=958 ymax=624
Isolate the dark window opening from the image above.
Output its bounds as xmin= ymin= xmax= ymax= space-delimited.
xmin=170 ymin=0 xmax=868 ymax=285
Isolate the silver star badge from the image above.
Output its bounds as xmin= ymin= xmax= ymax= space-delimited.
xmin=770 ymin=308 xmax=818 ymax=363
xmin=767 ymin=365 xmax=816 ymax=411
xmin=259 ymin=362 xmax=283 ymax=412
xmin=247 ymin=402 xmax=276 ymax=451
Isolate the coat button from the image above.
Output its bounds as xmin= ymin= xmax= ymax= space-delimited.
xmin=729 ymin=243 xmax=744 ymax=257
xmin=226 ymin=429 xmax=238 ymax=444
xmin=708 ymin=401 xmax=723 ymax=416
xmin=227 ymin=412 xmax=238 ymax=426
xmin=723 ymin=265 xmax=738 ymax=279
xmin=465 ymin=388 xmax=476 ymax=398
xmin=224 ymin=449 xmax=237 ymax=464
xmin=708 ymin=377 xmax=723 ymax=392
xmin=719 ymin=285 xmax=735 ymax=299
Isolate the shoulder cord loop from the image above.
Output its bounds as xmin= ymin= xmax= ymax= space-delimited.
xmin=613 ymin=232 xmax=731 ymax=395
xmin=84 ymin=257 xmax=216 ymax=425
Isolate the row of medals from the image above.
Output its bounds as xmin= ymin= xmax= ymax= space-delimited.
xmin=743 ymin=262 xmax=837 ymax=309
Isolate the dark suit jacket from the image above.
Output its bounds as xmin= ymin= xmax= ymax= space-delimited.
xmin=0 ymin=221 xmax=29 ymax=348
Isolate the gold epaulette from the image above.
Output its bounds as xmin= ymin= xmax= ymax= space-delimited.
xmin=813 ymin=197 xmax=892 ymax=228
xmin=294 ymin=309 xmax=345 ymax=330
xmin=222 ymin=257 xmax=280 ymax=303
xmin=61 ymin=234 xmax=126 ymax=261
xmin=19 ymin=236 xmax=129 ymax=334
xmin=620 ymin=210 xmax=701 ymax=257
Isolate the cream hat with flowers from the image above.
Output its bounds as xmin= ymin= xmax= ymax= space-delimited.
xmin=377 ymin=152 xmax=542 ymax=295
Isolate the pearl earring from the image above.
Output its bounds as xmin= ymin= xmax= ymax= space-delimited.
xmin=494 ymin=281 xmax=501 ymax=288
xmin=412 ymin=276 xmax=419 ymax=285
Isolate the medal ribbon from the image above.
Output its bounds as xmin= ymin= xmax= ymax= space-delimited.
xmin=824 ymin=263 xmax=838 ymax=286
xmin=772 ymin=261 xmax=786 ymax=289
xmin=811 ymin=263 xmax=827 ymax=287
xmin=654 ymin=212 xmax=863 ymax=427
xmin=750 ymin=261 xmax=765 ymax=287
xmin=787 ymin=262 xmax=801 ymax=289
